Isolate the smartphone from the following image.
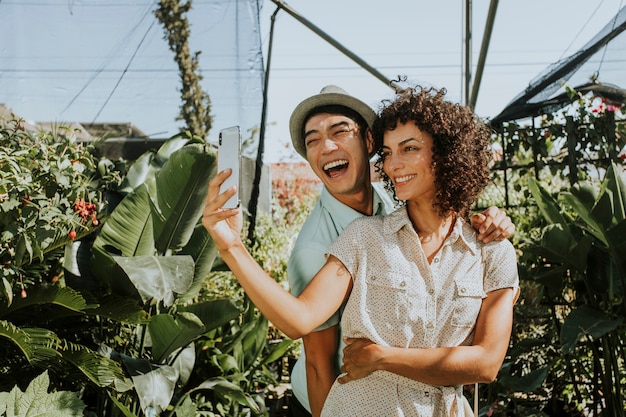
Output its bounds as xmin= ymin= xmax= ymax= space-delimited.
xmin=217 ymin=126 xmax=242 ymax=209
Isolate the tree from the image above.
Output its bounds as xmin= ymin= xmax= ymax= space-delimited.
xmin=154 ymin=0 xmax=213 ymax=139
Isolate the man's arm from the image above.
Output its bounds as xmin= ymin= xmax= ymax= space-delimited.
xmin=303 ymin=326 xmax=339 ymax=417
xmin=338 ymin=287 xmax=516 ymax=386
xmin=470 ymin=206 xmax=515 ymax=243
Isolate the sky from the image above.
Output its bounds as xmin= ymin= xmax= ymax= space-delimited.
xmin=1 ymin=0 xmax=624 ymax=162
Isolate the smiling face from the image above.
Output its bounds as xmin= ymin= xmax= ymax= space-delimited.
xmin=381 ymin=121 xmax=436 ymax=204
xmin=303 ymin=113 xmax=373 ymax=200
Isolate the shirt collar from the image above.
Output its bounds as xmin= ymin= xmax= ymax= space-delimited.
xmin=383 ymin=208 xmax=479 ymax=256
xmin=319 ymin=186 xmax=381 ymax=230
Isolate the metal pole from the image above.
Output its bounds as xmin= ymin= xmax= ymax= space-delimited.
xmin=269 ymin=0 xmax=401 ymax=92
xmin=247 ymin=5 xmax=280 ymax=244
xmin=469 ymin=0 xmax=498 ymax=110
xmin=462 ymin=0 xmax=472 ymax=106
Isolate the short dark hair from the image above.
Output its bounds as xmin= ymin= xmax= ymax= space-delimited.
xmin=303 ymin=105 xmax=369 ymax=140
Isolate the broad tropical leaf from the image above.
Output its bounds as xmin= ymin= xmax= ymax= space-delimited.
xmin=83 ymin=294 xmax=149 ymax=324
xmin=499 ymin=362 xmax=550 ymax=392
xmin=2 ymin=370 xmax=85 ymax=416
xmin=149 ymin=312 xmax=206 ymax=362
xmin=119 ymin=135 xmax=191 ymax=193
xmin=178 ymin=223 xmax=219 ymax=303
xmin=152 ymin=144 xmax=216 ymax=254
xmin=92 ymin=184 xmax=156 ymax=258
xmin=112 ymin=255 xmax=194 ymax=306
xmin=186 ymin=377 xmax=261 ymax=413
xmin=560 ymin=304 xmax=624 ymax=353
xmin=178 ymin=299 xmax=240 ymax=331
xmin=528 ymin=178 xmax=570 ymax=227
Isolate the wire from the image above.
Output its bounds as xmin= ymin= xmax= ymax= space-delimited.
xmin=90 ymin=9 xmax=158 ymax=125
xmin=61 ymin=1 xmax=157 ymax=116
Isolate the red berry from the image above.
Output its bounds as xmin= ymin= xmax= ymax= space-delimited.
xmin=68 ymin=230 xmax=77 ymax=240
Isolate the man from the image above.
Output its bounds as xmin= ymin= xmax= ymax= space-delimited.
xmin=285 ymin=85 xmax=514 ymax=417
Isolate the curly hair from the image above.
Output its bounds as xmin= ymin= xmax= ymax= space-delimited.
xmin=372 ymin=85 xmax=492 ymax=218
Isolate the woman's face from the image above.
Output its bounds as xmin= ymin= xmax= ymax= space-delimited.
xmin=381 ymin=121 xmax=436 ymax=203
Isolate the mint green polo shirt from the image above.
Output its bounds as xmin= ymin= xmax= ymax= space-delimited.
xmin=287 ymin=182 xmax=395 ymax=412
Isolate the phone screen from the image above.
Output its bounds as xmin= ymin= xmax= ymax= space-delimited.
xmin=217 ymin=126 xmax=241 ymax=209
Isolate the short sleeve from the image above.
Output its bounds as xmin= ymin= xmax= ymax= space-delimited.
xmin=326 ymin=218 xmax=365 ymax=278
xmin=482 ymin=239 xmax=519 ymax=294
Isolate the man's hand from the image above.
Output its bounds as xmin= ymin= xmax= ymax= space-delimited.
xmin=337 ymin=337 xmax=381 ymax=384
xmin=470 ymin=206 xmax=515 ymax=244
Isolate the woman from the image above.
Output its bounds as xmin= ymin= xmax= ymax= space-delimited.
xmin=202 ymin=85 xmax=518 ymax=416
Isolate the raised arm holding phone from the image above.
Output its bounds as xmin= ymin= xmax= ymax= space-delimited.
xmin=204 ymin=85 xmax=519 ymax=417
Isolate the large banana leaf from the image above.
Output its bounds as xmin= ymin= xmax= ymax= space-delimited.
xmin=151 ymin=144 xmax=216 ymax=254
xmin=91 ymin=141 xmax=217 ymax=303
xmin=178 ymin=223 xmax=219 ymax=303
xmin=560 ymin=304 xmax=624 ymax=353
xmin=149 ymin=311 xmax=206 ymax=363
xmin=119 ymin=135 xmax=192 ymax=193
xmin=112 ymin=255 xmax=194 ymax=306
xmin=92 ymin=184 xmax=156 ymax=258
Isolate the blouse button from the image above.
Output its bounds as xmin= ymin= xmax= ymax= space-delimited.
xmin=429 ymin=288 xmax=435 ymax=295
xmin=371 ymin=276 xmax=377 ymax=281
xmin=460 ymin=287 xmax=467 ymax=294
xmin=433 ymin=258 xmax=440 ymax=263
xmin=426 ymin=322 xmax=434 ymax=329
xmin=400 ymin=281 xmax=406 ymax=287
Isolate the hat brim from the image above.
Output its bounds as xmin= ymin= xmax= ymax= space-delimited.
xmin=289 ymin=92 xmax=376 ymax=159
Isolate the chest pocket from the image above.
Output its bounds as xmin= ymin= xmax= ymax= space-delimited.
xmin=451 ymin=278 xmax=485 ymax=328
xmin=364 ymin=273 xmax=410 ymax=328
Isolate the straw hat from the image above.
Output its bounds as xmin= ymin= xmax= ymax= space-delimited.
xmin=289 ymin=85 xmax=376 ymax=159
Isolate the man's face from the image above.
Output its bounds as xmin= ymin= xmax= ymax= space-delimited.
xmin=303 ymin=113 xmax=373 ymax=197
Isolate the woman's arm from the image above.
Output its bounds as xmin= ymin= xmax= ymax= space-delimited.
xmin=338 ymin=287 xmax=516 ymax=386
xmin=202 ymin=170 xmax=351 ymax=339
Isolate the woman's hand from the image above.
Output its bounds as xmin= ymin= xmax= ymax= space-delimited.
xmin=202 ymin=169 xmax=243 ymax=252
xmin=337 ymin=337 xmax=382 ymax=384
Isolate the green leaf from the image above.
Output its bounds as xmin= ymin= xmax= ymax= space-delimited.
xmin=3 ymin=370 xmax=85 ymax=416
xmin=107 ymin=392 xmax=139 ymax=417
xmin=498 ymin=362 xmax=550 ymax=392
xmin=178 ymin=299 xmax=240 ymax=332
xmin=131 ymin=364 xmax=178 ymax=416
xmin=60 ymin=342 xmax=126 ymax=387
xmin=563 ymin=192 xmax=609 ymax=246
xmin=177 ymin=223 xmax=219 ymax=303
xmin=599 ymin=162 xmax=626 ymax=222
xmin=93 ymin=184 xmax=155 ymax=257
xmin=261 ymin=338 xmax=295 ymax=366
xmin=538 ymin=225 xmax=590 ymax=272
xmin=528 ymin=178 xmax=570 ymax=227
xmin=560 ymin=304 xmax=624 ymax=353
xmin=0 ymin=285 xmax=92 ymax=318
xmin=84 ymin=294 xmax=149 ymax=324
xmin=152 ymin=144 xmax=216 ymax=254
xmin=188 ymin=377 xmax=261 ymax=413
xmin=0 ymin=320 xmax=61 ymax=365
xmin=112 ymin=255 xmax=194 ymax=306
xmin=149 ymin=312 xmax=206 ymax=362
xmin=2 ymin=277 xmax=13 ymax=307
